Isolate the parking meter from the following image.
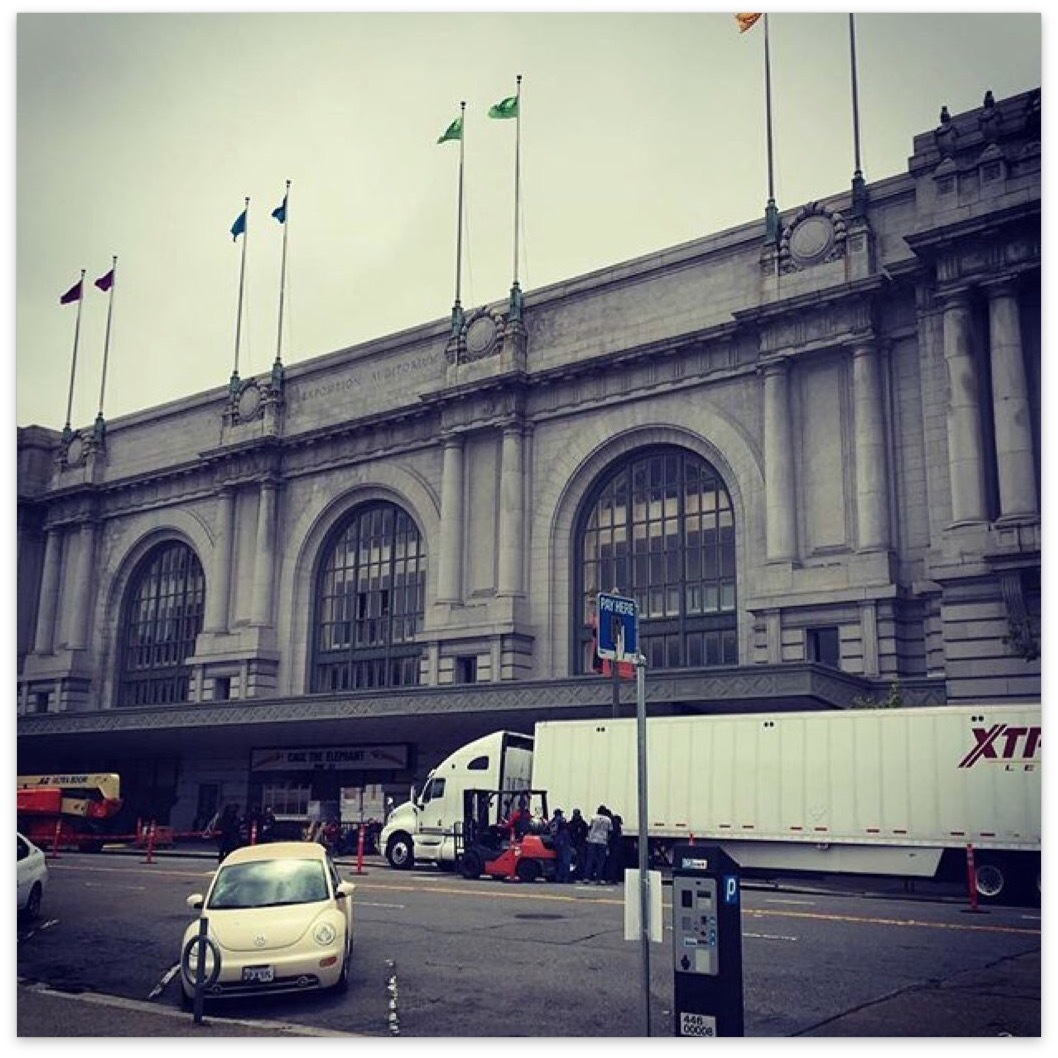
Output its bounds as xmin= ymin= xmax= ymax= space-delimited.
xmin=670 ymin=843 xmax=743 ymax=1037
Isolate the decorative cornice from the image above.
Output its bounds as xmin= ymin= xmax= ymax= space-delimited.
xmin=16 ymin=664 xmax=887 ymax=741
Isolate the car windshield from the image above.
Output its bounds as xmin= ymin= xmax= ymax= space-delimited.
xmin=208 ymin=858 xmax=330 ymax=909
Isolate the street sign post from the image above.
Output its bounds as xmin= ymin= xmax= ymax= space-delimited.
xmin=596 ymin=592 xmax=651 ymax=1034
xmin=596 ymin=592 xmax=638 ymax=662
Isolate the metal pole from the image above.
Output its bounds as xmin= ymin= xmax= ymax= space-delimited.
xmin=64 ymin=270 xmax=86 ymax=433
xmin=233 ymin=196 xmax=249 ymax=382
xmin=97 ymin=256 xmax=117 ymax=419
xmin=455 ymin=101 xmax=466 ymax=307
xmin=512 ymin=74 xmax=522 ymax=287
xmin=635 ymin=655 xmax=651 ymax=1036
xmin=849 ymin=13 xmax=862 ymax=179
xmin=275 ymin=180 xmax=290 ymax=367
xmin=193 ymin=916 xmax=208 ymax=1024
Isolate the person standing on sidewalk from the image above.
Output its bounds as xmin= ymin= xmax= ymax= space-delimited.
xmin=568 ymin=808 xmax=588 ymax=880
xmin=548 ymin=808 xmax=573 ymax=883
xmin=581 ymin=805 xmax=612 ymax=884
xmin=216 ymin=804 xmax=242 ymax=863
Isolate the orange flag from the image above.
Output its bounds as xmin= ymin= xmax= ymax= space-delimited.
xmin=735 ymin=13 xmax=762 ymax=33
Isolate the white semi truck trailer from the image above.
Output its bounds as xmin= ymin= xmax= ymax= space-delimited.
xmin=380 ymin=704 xmax=1041 ymax=902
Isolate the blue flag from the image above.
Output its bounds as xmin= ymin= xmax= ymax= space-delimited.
xmin=230 ymin=209 xmax=247 ymax=241
xmin=271 ymin=196 xmax=287 ymax=224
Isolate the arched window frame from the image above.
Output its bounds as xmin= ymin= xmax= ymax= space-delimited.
xmin=116 ymin=540 xmax=205 ymax=706
xmin=572 ymin=445 xmax=738 ymax=673
xmin=309 ymin=501 xmax=426 ymax=693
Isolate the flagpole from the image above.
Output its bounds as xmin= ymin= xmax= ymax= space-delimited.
xmin=849 ymin=13 xmax=867 ymax=215
xmin=455 ymin=100 xmax=466 ymax=315
xmin=233 ymin=196 xmax=249 ymax=388
xmin=96 ymin=256 xmax=117 ymax=427
xmin=763 ymin=15 xmax=778 ymax=242
xmin=275 ymin=181 xmax=290 ymax=367
xmin=64 ymin=269 xmax=86 ymax=439
xmin=512 ymin=74 xmax=522 ymax=289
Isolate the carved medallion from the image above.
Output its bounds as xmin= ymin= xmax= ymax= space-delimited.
xmin=779 ymin=201 xmax=847 ymax=273
xmin=237 ymin=383 xmax=262 ymax=420
xmin=464 ymin=312 xmax=499 ymax=361
xmin=65 ymin=435 xmax=84 ymax=466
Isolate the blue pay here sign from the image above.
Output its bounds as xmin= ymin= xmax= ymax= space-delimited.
xmin=597 ymin=592 xmax=638 ymax=661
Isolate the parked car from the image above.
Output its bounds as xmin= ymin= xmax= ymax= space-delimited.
xmin=17 ymin=832 xmax=48 ymax=919
xmin=179 ymin=840 xmax=355 ymax=1008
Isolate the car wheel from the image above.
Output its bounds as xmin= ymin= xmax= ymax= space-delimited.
xmin=460 ymin=849 xmax=484 ymax=879
xmin=24 ymin=882 xmax=42 ymax=920
xmin=333 ymin=939 xmax=351 ymax=994
xmin=385 ymin=833 xmax=414 ymax=870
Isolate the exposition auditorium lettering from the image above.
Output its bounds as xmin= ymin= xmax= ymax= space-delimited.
xmin=290 ymin=351 xmax=440 ymax=406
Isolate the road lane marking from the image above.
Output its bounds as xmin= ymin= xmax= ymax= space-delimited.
xmin=47 ymin=860 xmax=1042 ymax=938
xmin=148 ymin=964 xmax=180 ymax=999
xmin=18 ymin=918 xmax=59 ymax=942
xmin=50 ymin=863 xmax=214 ymax=880
xmin=349 ymin=880 xmax=1041 ymax=937
xmin=744 ymin=907 xmax=1040 ymax=937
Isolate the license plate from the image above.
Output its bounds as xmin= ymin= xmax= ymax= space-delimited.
xmin=242 ymin=965 xmax=274 ymax=983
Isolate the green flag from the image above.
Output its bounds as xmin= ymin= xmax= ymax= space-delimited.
xmin=437 ymin=115 xmax=463 ymax=144
xmin=488 ymin=95 xmax=518 ymax=120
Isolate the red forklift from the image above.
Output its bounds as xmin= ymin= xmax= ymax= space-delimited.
xmin=455 ymin=788 xmax=564 ymax=883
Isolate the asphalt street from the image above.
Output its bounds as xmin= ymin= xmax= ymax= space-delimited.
xmin=16 ymin=849 xmax=1043 ymax=1038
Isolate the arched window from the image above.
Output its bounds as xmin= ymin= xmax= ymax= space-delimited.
xmin=117 ymin=541 xmax=205 ymax=706
xmin=574 ymin=446 xmax=737 ymax=673
xmin=311 ymin=502 xmax=426 ymax=692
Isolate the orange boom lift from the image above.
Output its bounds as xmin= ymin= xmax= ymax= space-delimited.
xmin=16 ymin=773 xmax=123 ymax=853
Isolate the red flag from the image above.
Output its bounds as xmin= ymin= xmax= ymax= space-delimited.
xmin=59 ymin=279 xmax=82 ymax=305
xmin=94 ymin=269 xmax=114 ymax=292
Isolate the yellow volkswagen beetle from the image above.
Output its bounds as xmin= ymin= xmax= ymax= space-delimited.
xmin=180 ymin=840 xmax=355 ymax=1007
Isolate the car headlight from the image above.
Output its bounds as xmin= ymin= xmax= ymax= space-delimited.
xmin=313 ymin=921 xmax=337 ymax=946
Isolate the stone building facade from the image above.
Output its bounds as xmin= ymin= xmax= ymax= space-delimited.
xmin=16 ymin=90 xmax=1041 ymax=829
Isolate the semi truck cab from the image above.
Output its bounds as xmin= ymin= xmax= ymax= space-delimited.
xmin=380 ymin=730 xmax=533 ymax=869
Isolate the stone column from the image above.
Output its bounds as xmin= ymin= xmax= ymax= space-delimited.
xmin=942 ymin=290 xmax=987 ymax=524
xmin=204 ymin=487 xmax=236 ymax=633
xmin=251 ymin=480 xmax=278 ymax=626
xmin=859 ymin=599 xmax=880 ymax=677
xmin=32 ymin=527 xmax=62 ymax=654
xmin=762 ymin=359 xmax=797 ymax=562
xmin=64 ymin=521 xmax=97 ymax=649
xmin=496 ymin=423 xmax=525 ymax=597
xmin=436 ymin=435 xmax=465 ymax=604
xmin=986 ymin=281 xmax=1037 ymax=519
xmin=852 ymin=340 xmax=890 ymax=551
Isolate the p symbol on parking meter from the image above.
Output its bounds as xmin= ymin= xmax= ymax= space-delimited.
xmin=724 ymin=875 xmax=739 ymax=905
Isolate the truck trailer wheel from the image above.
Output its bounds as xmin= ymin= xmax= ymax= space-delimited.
xmin=973 ymin=855 xmax=1009 ymax=903
xmin=385 ymin=833 xmax=414 ymax=870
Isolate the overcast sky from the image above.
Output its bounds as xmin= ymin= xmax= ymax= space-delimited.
xmin=12 ymin=4 xmax=1044 ymax=432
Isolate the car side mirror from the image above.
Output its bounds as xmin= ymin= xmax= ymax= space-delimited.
xmin=186 ymin=893 xmax=204 ymax=912
xmin=335 ymin=882 xmax=356 ymax=899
